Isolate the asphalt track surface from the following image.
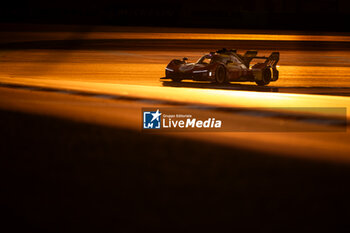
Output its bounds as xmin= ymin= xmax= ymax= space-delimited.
xmin=1 ymin=24 xmax=350 ymax=232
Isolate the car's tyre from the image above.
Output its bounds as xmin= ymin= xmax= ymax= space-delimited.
xmin=256 ymin=68 xmax=271 ymax=86
xmin=215 ymin=65 xmax=227 ymax=84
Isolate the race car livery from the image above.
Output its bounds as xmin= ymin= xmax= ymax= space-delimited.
xmin=163 ymin=49 xmax=280 ymax=86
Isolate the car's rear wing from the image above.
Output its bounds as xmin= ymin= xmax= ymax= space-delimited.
xmin=243 ymin=51 xmax=280 ymax=68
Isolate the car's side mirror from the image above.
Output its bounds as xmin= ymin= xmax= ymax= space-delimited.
xmin=183 ymin=57 xmax=188 ymax=62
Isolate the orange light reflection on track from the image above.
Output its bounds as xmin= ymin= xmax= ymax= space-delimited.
xmin=1 ymin=77 xmax=350 ymax=118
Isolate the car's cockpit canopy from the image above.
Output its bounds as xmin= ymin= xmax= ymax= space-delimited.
xmin=196 ymin=55 xmax=213 ymax=64
xmin=196 ymin=53 xmax=244 ymax=66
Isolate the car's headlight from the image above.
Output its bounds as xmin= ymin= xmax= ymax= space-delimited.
xmin=166 ymin=67 xmax=174 ymax=72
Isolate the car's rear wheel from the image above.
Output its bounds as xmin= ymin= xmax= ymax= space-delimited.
xmin=215 ymin=65 xmax=227 ymax=84
xmin=256 ymin=68 xmax=271 ymax=86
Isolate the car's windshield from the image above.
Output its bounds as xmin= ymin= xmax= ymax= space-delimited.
xmin=196 ymin=55 xmax=212 ymax=64
xmin=196 ymin=54 xmax=232 ymax=64
xmin=196 ymin=54 xmax=244 ymax=65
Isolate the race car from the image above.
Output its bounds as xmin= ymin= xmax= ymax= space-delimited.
xmin=163 ymin=48 xmax=280 ymax=86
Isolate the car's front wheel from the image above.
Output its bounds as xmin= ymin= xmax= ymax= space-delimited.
xmin=215 ymin=65 xmax=227 ymax=84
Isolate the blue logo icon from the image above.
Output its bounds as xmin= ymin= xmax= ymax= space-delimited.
xmin=143 ymin=109 xmax=162 ymax=129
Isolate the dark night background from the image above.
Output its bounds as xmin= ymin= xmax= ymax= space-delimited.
xmin=1 ymin=0 xmax=350 ymax=31
xmin=2 ymin=1 xmax=350 ymax=233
